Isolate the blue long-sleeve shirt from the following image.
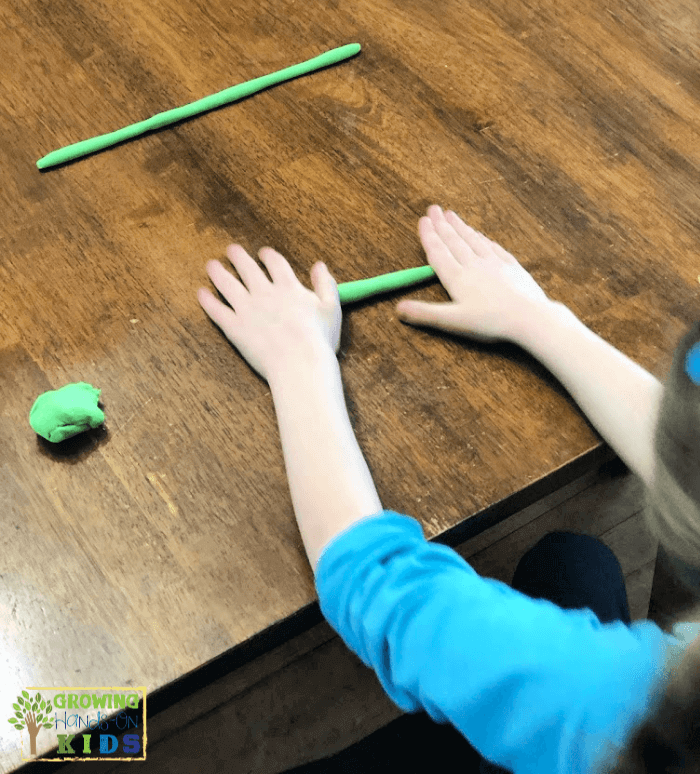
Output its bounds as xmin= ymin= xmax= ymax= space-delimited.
xmin=315 ymin=510 xmax=700 ymax=774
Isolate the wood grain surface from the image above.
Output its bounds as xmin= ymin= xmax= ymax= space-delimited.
xmin=1 ymin=0 xmax=699 ymax=768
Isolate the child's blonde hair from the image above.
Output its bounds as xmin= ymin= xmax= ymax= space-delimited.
xmin=602 ymin=321 xmax=700 ymax=773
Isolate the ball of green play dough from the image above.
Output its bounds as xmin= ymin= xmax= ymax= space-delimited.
xmin=29 ymin=382 xmax=105 ymax=443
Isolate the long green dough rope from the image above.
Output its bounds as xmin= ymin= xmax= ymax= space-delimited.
xmin=337 ymin=264 xmax=436 ymax=304
xmin=36 ymin=43 xmax=362 ymax=169
xmin=35 ymin=39 xmax=437 ymax=302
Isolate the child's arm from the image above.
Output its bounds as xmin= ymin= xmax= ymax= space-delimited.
xmin=268 ymin=337 xmax=384 ymax=574
xmin=513 ymin=299 xmax=663 ymax=489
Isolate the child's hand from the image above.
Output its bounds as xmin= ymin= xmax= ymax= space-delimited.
xmin=197 ymin=206 xmax=551 ymax=381
xmin=197 ymin=244 xmax=341 ymax=382
xmin=397 ymin=206 xmax=552 ymax=344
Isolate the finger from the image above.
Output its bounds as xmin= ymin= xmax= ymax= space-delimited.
xmin=197 ymin=283 xmax=238 ymax=335
xmin=312 ymin=261 xmax=338 ymax=305
xmin=226 ymin=244 xmax=271 ymax=293
xmin=258 ymin=246 xmax=300 ymax=287
xmin=445 ymin=211 xmax=516 ymax=265
xmin=427 ymin=207 xmax=483 ymax=269
xmin=205 ymin=259 xmax=248 ymax=307
xmin=439 ymin=211 xmax=496 ymax=263
xmin=417 ymin=216 xmax=469 ymax=289
xmin=426 ymin=203 xmax=446 ymax=223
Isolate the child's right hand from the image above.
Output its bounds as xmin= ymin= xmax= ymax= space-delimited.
xmin=396 ymin=205 xmax=553 ymax=344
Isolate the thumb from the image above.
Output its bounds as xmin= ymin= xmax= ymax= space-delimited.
xmin=396 ymin=299 xmax=467 ymax=335
xmin=313 ymin=261 xmax=338 ymax=303
xmin=396 ymin=300 xmax=447 ymax=326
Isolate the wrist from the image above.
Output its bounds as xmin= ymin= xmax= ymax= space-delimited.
xmin=268 ymin=337 xmax=339 ymax=388
xmin=509 ymin=298 xmax=573 ymax=350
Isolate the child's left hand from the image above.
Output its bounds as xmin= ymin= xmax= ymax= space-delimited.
xmin=197 ymin=244 xmax=342 ymax=382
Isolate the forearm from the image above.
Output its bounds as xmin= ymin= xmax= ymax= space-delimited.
xmin=266 ymin=300 xmax=663 ymax=575
xmin=268 ymin=338 xmax=383 ymax=574
xmin=514 ymin=300 xmax=663 ymax=488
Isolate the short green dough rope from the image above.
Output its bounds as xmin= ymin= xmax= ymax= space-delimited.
xmin=337 ymin=264 xmax=436 ymax=304
xmin=37 ymin=43 xmax=362 ymax=169
xmin=29 ymin=383 xmax=104 ymax=442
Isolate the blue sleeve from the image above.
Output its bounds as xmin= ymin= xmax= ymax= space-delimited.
xmin=314 ymin=510 xmax=681 ymax=774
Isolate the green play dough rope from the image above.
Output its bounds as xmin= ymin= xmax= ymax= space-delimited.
xmin=37 ymin=43 xmax=362 ymax=169
xmin=36 ymin=38 xmax=436 ymax=304
xmin=337 ymin=264 xmax=436 ymax=304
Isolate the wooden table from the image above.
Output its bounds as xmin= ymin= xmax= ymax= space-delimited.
xmin=2 ymin=0 xmax=699 ymax=770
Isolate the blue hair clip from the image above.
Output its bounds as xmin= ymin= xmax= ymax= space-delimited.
xmin=685 ymin=342 xmax=700 ymax=385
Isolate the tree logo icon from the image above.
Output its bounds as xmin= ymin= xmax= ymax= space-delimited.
xmin=8 ymin=690 xmax=53 ymax=756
